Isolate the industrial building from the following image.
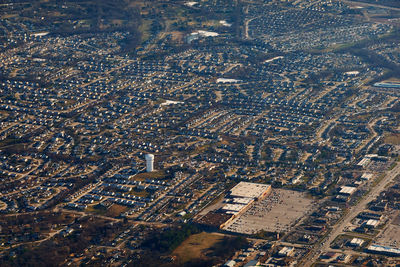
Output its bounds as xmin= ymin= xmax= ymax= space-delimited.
xmin=220 ymin=182 xmax=271 ymax=217
xmin=229 ymin=182 xmax=271 ymax=200
xmin=361 ymin=173 xmax=373 ymax=181
xmin=349 ymin=238 xmax=364 ymax=247
xmin=339 ymin=186 xmax=357 ymax=196
xmin=278 ymin=246 xmax=295 ymax=257
xmin=367 ymin=244 xmax=400 ymax=256
xmin=197 ymin=182 xmax=272 ymax=229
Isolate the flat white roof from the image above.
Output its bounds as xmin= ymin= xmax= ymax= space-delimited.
xmin=350 ymin=238 xmax=364 ymax=245
xmin=357 ymin=158 xmax=370 ymax=167
xmin=224 ymin=260 xmax=236 ymax=267
xmin=368 ymin=244 xmax=400 ymax=255
xmin=366 ymin=219 xmax=379 ymax=226
xmin=222 ymin=203 xmax=246 ymax=212
xmin=232 ymin=197 xmax=253 ymax=204
xmin=278 ymin=246 xmax=294 ymax=256
xmin=361 ymin=173 xmax=373 ymax=180
xmin=230 ymin=182 xmax=271 ymax=199
xmin=340 ymin=186 xmax=357 ymax=195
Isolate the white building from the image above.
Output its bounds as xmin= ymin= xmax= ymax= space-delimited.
xmin=350 ymin=238 xmax=364 ymax=247
xmin=361 ymin=173 xmax=373 ymax=180
xmin=339 ymin=186 xmax=357 ymax=195
xmin=229 ymin=182 xmax=271 ymax=199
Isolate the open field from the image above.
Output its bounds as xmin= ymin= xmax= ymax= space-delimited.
xmin=132 ymin=170 xmax=168 ymax=181
xmin=223 ymin=189 xmax=316 ymax=234
xmin=105 ymin=204 xmax=129 ymax=217
xmin=385 ymin=133 xmax=400 ymax=145
xmin=172 ymin=232 xmax=223 ymax=263
xmin=130 ymin=188 xmax=151 ymax=198
xmin=0 ymin=200 xmax=6 ymax=210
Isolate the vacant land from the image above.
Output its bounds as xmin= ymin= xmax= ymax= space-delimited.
xmin=132 ymin=170 xmax=169 ymax=181
xmin=172 ymin=232 xmax=224 ymax=263
xmin=375 ymin=212 xmax=400 ymax=247
xmin=105 ymin=204 xmax=129 ymax=217
xmin=385 ymin=133 xmax=400 ymax=145
xmin=223 ymin=189 xmax=316 ymax=234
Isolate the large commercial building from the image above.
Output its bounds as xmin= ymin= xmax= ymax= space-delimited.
xmin=197 ymin=182 xmax=272 ymax=229
xmin=229 ymin=182 xmax=271 ymax=199
xmin=367 ymin=244 xmax=400 ymax=256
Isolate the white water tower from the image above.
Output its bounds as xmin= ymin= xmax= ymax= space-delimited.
xmin=145 ymin=154 xmax=154 ymax=172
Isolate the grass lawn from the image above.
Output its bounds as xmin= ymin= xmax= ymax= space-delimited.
xmin=172 ymin=232 xmax=223 ymax=263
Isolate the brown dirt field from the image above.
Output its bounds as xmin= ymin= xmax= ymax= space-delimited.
xmin=385 ymin=133 xmax=400 ymax=145
xmin=105 ymin=204 xmax=129 ymax=217
xmin=172 ymin=232 xmax=224 ymax=263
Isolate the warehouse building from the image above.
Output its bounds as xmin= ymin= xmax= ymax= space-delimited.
xmin=197 ymin=182 xmax=272 ymax=229
xmin=367 ymin=245 xmax=400 ymax=256
xmin=229 ymin=182 xmax=272 ymax=200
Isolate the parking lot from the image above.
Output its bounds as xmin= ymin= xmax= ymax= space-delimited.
xmin=223 ymin=189 xmax=315 ymax=234
xmin=375 ymin=213 xmax=400 ymax=247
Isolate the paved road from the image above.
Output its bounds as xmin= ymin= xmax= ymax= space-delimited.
xmin=343 ymin=0 xmax=400 ymax=11
xmin=303 ymin=161 xmax=400 ymax=265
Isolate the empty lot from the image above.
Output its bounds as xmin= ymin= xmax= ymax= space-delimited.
xmin=172 ymin=232 xmax=224 ymax=263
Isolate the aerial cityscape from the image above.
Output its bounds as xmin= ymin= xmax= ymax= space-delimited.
xmin=0 ymin=0 xmax=399 ymax=266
